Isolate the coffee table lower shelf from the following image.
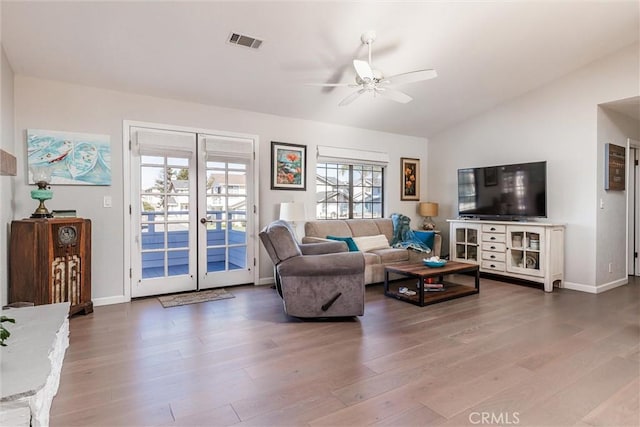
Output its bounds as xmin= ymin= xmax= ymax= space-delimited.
xmin=384 ymin=261 xmax=480 ymax=307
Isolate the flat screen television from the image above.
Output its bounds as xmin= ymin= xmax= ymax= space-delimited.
xmin=457 ymin=161 xmax=547 ymax=220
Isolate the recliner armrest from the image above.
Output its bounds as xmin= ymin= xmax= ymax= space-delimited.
xmin=299 ymin=241 xmax=348 ymax=255
xmin=278 ymin=252 xmax=364 ymax=277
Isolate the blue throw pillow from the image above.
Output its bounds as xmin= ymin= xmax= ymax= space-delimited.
xmin=326 ymin=235 xmax=359 ymax=252
xmin=413 ymin=231 xmax=435 ymax=250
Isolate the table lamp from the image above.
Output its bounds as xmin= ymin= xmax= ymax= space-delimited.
xmin=30 ymin=166 xmax=54 ymax=218
xmin=418 ymin=202 xmax=438 ymax=230
xmin=279 ymin=202 xmax=306 ymax=240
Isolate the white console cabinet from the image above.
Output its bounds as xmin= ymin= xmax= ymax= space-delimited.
xmin=448 ymin=220 xmax=565 ymax=292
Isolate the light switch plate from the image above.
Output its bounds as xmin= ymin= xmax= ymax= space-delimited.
xmin=103 ymin=196 xmax=112 ymax=208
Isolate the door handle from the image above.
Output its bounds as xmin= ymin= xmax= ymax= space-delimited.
xmin=200 ymin=218 xmax=214 ymax=224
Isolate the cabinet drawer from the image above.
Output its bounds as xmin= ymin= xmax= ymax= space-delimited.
xmin=481 ymin=242 xmax=506 ymax=252
xmin=481 ymin=260 xmax=506 ymax=272
xmin=482 ymin=224 xmax=506 ymax=233
xmin=482 ymin=251 xmax=506 ymax=262
xmin=482 ymin=233 xmax=506 ymax=243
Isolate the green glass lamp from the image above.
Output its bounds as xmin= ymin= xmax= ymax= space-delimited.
xmin=30 ymin=166 xmax=53 ymax=218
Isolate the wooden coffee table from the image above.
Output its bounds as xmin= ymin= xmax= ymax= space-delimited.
xmin=384 ymin=261 xmax=480 ymax=307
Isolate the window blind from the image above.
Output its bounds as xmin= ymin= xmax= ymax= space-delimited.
xmin=317 ymin=145 xmax=389 ymax=165
xmin=134 ymin=129 xmax=195 ymax=158
xmin=201 ymin=135 xmax=253 ymax=159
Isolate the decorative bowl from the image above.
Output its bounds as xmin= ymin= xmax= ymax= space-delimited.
xmin=423 ymin=259 xmax=447 ymax=268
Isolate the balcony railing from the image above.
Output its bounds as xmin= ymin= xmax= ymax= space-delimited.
xmin=140 ymin=210 xmax=246 ymax=278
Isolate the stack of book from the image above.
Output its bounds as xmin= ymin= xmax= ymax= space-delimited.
xmin=418 ymin=281 xmax=446 ymax=292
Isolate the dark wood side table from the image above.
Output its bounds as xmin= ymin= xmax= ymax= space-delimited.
xmin=384 ymin=261 xmax=479 ymax=307
xmin=9 ymin=218 xmax=93 ymax=315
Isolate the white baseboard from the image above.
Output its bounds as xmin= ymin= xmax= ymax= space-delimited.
xmin=562 ymin=281 xmax=598 ymax=293
xmin=563 ymin=277 xmax=628 ymax=294
xmin=94 ymin=280 xmax=276 ymax=307
xmin=93 ymin=295 xmax=129 ymax=307
xmin=594 ymin=277 xmax=628 ymax=293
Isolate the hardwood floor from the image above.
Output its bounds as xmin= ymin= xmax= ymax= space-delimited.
xmin=50 ymin=276 xmax=640 ymax=427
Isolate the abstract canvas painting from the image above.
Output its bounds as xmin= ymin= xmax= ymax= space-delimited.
xmin=27 ymin=129 xmax=111 ymax=185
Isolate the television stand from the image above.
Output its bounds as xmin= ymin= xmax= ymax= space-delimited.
xmin=447 ymin=219 xmax=565 ymax=292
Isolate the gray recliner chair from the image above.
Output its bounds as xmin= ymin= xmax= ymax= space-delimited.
xmin=259 ymin=220 xmax=365 ymax=318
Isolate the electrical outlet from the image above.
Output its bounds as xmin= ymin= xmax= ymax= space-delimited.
xmin=600 ymin=198 xmax=604 ymax=209
xmin=608 ymin=262 xmax=613 ymax=273
xmin=103 ymin=196 xmax=112 ymax=208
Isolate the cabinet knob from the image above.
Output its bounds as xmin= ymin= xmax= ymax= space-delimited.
xmin=490 ymin=255 xmax=495 ymax=259
xmin=490 ymin=237 xmax=496 ymax=240
xmin=491 ymin=246 xmax=496 ymax=250
xmin=490 ymin=264 xmax=496 ymax=268
xmin=490 ymin=227 xmax=496 ymax=231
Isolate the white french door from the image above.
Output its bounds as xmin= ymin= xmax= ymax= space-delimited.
xmin=197 ymin=134 xmax=255 ymax=289
xmin=129 ymin=125 xmax=256 ymax=298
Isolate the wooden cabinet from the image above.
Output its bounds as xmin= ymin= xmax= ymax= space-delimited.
xmin=448 ymin=219 xmax=565 ymax=292
xmin=9 ymin=218 xmax=93 ymax=315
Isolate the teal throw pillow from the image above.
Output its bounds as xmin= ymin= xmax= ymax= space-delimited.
xmin=326 ymin=235 xmax=359 ymax=252
xmin=413 ymin=231 xmax=435 ymax=250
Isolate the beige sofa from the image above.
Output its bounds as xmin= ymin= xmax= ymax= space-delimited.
xmin=303 ymin=219 xmax=442 ymax=285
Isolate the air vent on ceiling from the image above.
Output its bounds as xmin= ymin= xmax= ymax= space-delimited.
xmin=228 ymin=32 xmax=263 ymax=49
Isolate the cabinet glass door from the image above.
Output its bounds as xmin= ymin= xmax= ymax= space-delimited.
xmin=453 ymin=226 xmax=479 ymax=262
xmin=506 ymin=227 xmax=544 ymax=277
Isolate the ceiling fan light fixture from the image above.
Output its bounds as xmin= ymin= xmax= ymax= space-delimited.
xmin=309 ymin=30 xmax=437 ymax=107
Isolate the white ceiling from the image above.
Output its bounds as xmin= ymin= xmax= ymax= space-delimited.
xmin=2 ymin=1 xmax=639 ymax=138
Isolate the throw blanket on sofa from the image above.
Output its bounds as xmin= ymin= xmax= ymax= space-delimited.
xmin=390 ymin=213 xmax=432 ymax=254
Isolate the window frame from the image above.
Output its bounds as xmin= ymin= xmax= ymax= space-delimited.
xmin=315 ymin=162 xmax=385 ymax=220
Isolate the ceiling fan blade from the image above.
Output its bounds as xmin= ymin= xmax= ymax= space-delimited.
xmin=375 ymin=88 xmax=412 ymax=104
xmin=385 ymin=69 xmax=438 ymax=86
xmin=339 ymin=89 xmax=367 ymax=107
xmin=305 ymin=83 xmax=358 ymax=87
xmin=353 ymin=59 xmax=374 ymax=81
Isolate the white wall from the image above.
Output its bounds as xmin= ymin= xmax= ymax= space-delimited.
xmin=12 ymin=75 xmax=428 ymax=304
xmin=1 ymin=45 xmax=15 ymax=307
xmin=427 ymin=43 xmax=639 ymax=293
xmin=596 ymin=106 xmax=640 ymax=288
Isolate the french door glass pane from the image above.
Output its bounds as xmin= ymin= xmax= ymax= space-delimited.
xmin=140 ymin=155 xmax=191 ymax=279
xmin=204 ymin=159 xmax=248 ymax=273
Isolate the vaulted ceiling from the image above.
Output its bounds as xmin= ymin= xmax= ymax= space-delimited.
xmin=2 ymin=1 xmax=638 ymax=137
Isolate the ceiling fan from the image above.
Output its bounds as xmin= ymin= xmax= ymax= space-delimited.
xmin=310 ymin=31 xmax=437 ymax=106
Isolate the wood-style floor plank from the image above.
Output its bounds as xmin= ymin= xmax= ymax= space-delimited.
xmin=49 ymin=277 xmax=640 ymax=426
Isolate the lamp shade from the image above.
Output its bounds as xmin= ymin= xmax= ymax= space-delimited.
xmin=279 ymin=202 xmax=306 ymax=222
xmin=419 ymin=202 xmax=438 ymax=217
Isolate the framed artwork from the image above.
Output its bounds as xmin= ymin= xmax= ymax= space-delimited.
xmin=271 ymin=141 xmax=307 ymax=191
xmin=400 ymin=157 xmax=420 ymax=201
xmin=605 ymin=143 xmax=625 ymax=191
xmin=27 ymin=129 xmax=111 ymax=185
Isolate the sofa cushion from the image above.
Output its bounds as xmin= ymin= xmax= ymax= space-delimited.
xmin=369 ymin=248 xmax=410 ymax=263
xmin=326 ymin=235 xmax=359 ymax=252
xmin=352 ymin=234 xmax=391 ymax=252
xmin=346 ymin=219 xmax=384 ymax=237
xmin=413 ymin=230 xmax=436 ymax=250
xmin=362 ymin=252 xmax=381 ymax=266
xmin=305 ymin=220 xmax=353 ymax=239
xmin=373 ymin=219 xmax=394 ymax=241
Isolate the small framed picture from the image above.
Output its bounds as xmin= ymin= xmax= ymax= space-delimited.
xmin=605 ymin=143 xmax=625 ymax=191
xmin=271 ymin=141 xmax=307 ymax=191
xmin=400 ymin=157 xmax=420 ymax=201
